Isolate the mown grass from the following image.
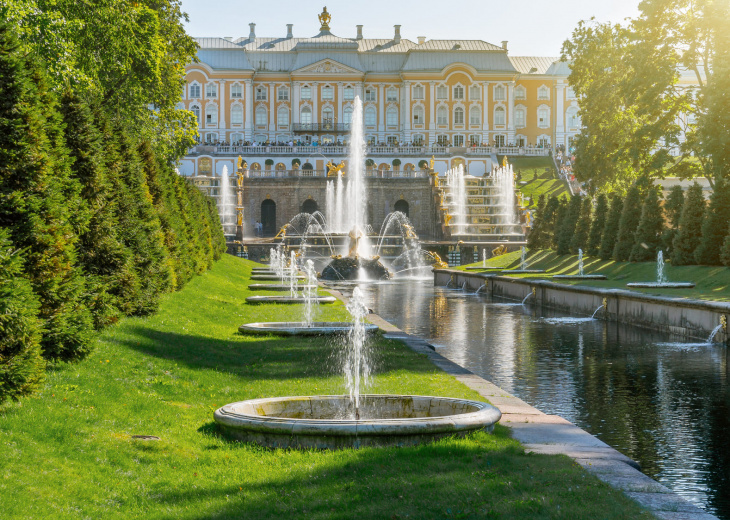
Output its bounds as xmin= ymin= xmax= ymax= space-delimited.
xmin=0 ymin=255 xmax=654 ymax=519
xmin=460 ymin=249 xmax=730 ymax=302
xmin=506 ymin=156 xmax=569 ymax=207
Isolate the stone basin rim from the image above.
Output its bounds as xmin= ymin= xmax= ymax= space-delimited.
xmin=239 ymin=322 xmax=380 ymax=335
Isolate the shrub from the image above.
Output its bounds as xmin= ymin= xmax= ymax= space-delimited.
xmin=557 ymin=196 xmax=582 ymax=255
xmin=291 ymin=158 xmax=301 ymax=167
xmin=672 ymin=183 xmax=706 ymax=266
xmin=695 ymin=176 xmax=730 ymax=265
xmin=551 ymin=198 xmax=569 ymax=250
xmin=570 ymin=197 xmax=593 ymax=254
xmin=265 ymin=158 xmax=274 ymax=166
xmin=613 ymin=185 xmax=642 ymax=261
xmin=418 ymin=159 xmax=428 ymax=169
xmin=587 ymin=194 xmax=608 ymax=256
xmin=662 ymin=185 xmax=684 ymax=255
xmin=630 ymin=186 xmax=665 ymax=262
xmin=526 ymin=194 xmax=547 ymax=250
xmin=392 ymin=158 xmax=401 ymax=167
xmin=599 ymin=195 xmax=623 ymax=260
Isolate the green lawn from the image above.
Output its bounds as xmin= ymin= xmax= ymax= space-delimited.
xmin=506 ymin=156 xmax=570 ymax=208
xmin=460 ymin=249 xmax=730 ymax=302
xmin=0 ymin=255 xmax=653 ymax=519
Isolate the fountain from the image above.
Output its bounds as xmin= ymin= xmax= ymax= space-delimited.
xmin=552 ymin=249 xmax=607 ymax=280
xmin=500 ymin=247 xmax=545 ymax=274
xmin=220 ymin=288 xmax=502 ymax=448
xmin=218 ymin=166 xmax=237 ymax=238
xmin=246 ymin=251 xmax=337 ymax=304
xmin=626 ymin=251 xmax=695 ymax=288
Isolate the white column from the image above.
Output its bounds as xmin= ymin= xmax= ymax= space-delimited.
xmin=403 ymin=81 xmax=411 ymax=142
xmin=507 ymin=82 xmax=515 ymax=144
xmin=244 ymin=79 xmax=253 ymax=140
xmin=378 ymin=84 xmax=385 ymax=134
xmin=292 ymin=82 xmax=300 ymax=125
xmin=556 ymin=81 xmax=566 ymax=145
xmin=218 ymin=80 xmax=226 ymax=131
xmin=337 ymin=82 xmax=343 ymax=124
xmin=269 ymin=84 xmax=276 ymax=133
xmin=312 ymin=82 xmax=318 ymax=124
xmin=429 ymin=82 xmax=435 ymax=145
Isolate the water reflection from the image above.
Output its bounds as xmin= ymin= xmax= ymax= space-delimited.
xmin=349 ymin=279 xmax=730 ymax=519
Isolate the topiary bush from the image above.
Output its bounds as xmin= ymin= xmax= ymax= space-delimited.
xmin=557 ymin=196 xmax=582 ymax=255
xmin=587 ymin=194 xmax=607 ymax=256
xmin=613 ymin=185 xmax=642 ymax=261
xmin=695 ymin=177 xmax=730 ymax=265
xmin=570 ymin=196 xmax=593 ymax=254
xmin=630 ymin=186 xmax=665 ymax=262
xmin=418 ymin=159 xmax=428 ymax=169
xmin=599 ymin=195 xmax=623 ymax=260
xmin=662 ymin=185 xmax=684 ymax=256
xmin=672 ymin=183 xmax=705 ymax=266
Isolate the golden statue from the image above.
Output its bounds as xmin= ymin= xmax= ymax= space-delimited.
xmin=492 ymin=244 xmax=507 ymax=257
xmin=327 ymin=160 xmax=346 ymax=177
xmin=347 ymin=227 xmax=362 ymax=257
xmin=274 ymin=225 xmax=289 ymax=239
xmin=236 ymin=210 xmax=243 ymax=227
xmin=445 ymin=214 xmax=453 ymax=226
xmin=403 ymin=223 xmax=418 ymax=239
xmin=431 ymin=253 xmax=448 ymax=269
xmin=525 ymin=211 xmax=532 ymax=226
xmin=430 ymin=155 xmax=435 ymax=170
xmin=502 ymin=156 xmax=509 ymax=168
xmin=236 ymin=173 xmax=243 ymax=188
xmin=318 ymin=7 xmax=331 ymax=30
xmin=237 ymin=155 xmax=243 ymax=172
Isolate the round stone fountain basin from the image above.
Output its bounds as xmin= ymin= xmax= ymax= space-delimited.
xmin=249 ymin=270 xmax=279 ymax=276
xmin=626 ymin=282 xmax=695 ymax=288
xmin=247 ymin=284 xmax=317 ymax=291
xmin=552 ymin=274 xmax=607 ymax=280
xmin=500 ymin=269 xmax=545 ymax=274
xmin=245 ymin=295 xmax=337 ymax=304
xmin=214 ymin=395 xmax=502 ymax=449
xmin=250 ymin=274 xmax=306 ymax=281
xmin=238 ymin=322 xmax=380 ymax=336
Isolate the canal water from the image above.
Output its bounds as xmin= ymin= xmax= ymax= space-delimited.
xmin=339 ymin=278 xmax=730 ymax=519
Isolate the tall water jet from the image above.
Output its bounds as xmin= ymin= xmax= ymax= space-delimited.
xmin=345 ymin=287 xmax=369 ymax=419
xmin=218 ymin=166 xmax=236 ymax=235
xmin=303 ymin=260 xmax=318 ymax=326
xmin=626 ymin=249 xmax=694 ymax=288
xmin=521 ymin=246 xmax=527 ymax=270
xmin=578 ymin=249 xmax=584 ymax=277
xmin=445 ymin=165 xmax=467 ymax=235
xmin=492 ymin=162 xmax=516 ymax=233
xmin=657 ymin=250 xmax=667 ymax=284
xmin=289 ymin=251 xmax=298 ymax=297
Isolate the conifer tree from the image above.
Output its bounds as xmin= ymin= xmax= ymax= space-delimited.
xmin=599 ymin=195 xmax=624 ymax=260
xmin=551 ymin=198 xmax=569 ymax=250
xmin=662 ymin=185 xmax=684 ymax=255
xmin=557 ymin=196 xmax=582 ymax=255
xmin=526 ymin=194 xmax=546 ymax=249
xmin=540 ymin=195 xmax=561 ymax=249
xmin=695 ymin=176 xmax=730 ymax=265
xmin=630 ymin=186 xmax=665 ymax=261
xmin=0 ymin=229 xmax=45 ymax=405
xmin=720 ymin=223 xmax=730 ymax=267
xmin=613 ymin=185 xmax=643 ymax=261
xmin=672 ymin=183 xmax=706 ymax=266
xmin=0 ymin=23 xmax=94 ymax=362
xmin=570 ymin=197 xmax=593 ymax=254
xmin=587 ymin=194 xmax=608 ymax=256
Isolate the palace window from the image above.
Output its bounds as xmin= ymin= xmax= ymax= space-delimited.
xmin=322 ymin=107 xmax=334 ymax=123
xmin=206 ymin=83 xmax=217 ymax=98
xmin=277 ymin=107 xmax=289 ymax=126
xmin=278 ymin=86 xmax=289 ymax=101
xmin=387 ymin=136 xmax=398 ymax=146
xmin=436 ymin=85 xmax=448 ymax=99
xmin=469 ymin=135 xmax=481 ymax=146
xmin=386 ymin=107 xmax=398 ymax=126
xmin=231 ymin=104 xmax=243 ymax=125
xmin=454 ymin=106 xmax=464 ymax=125
xmin=364 ymin=88 xmax=377 ymax=102
xmin=255 ymin=87 xmax=267 ymax=101
xmin=453 ymin=135 xmax=464 ymax=147
xmin=322 ymin=85 xmax=334 ymax=100
xmin=364 ymin=107 xmax=377 ymax=126
xmin=205 ymin=133 xmax=217 ymax=144
xmin=495 ymin=134 xmax=506 ymax=147
xmin=300 ymin=106 xmax=312 ymax=124
xmin=300 ymin=85 xmax=311 ymax=100
xmin=255 ymin=106 xmax=267 ymax=126
xmin=453 ymin=85 xmax=464 ymax=100
xmin=566 ymin=107 xmax=580 ymax=129
xmin=494 ymin=106 xmax=506 ymax=126
xmin=343 ymin=106 xmax=353 ymax=125
xmin=436 ymin=106 xmax=448 ymax=125
xmin=469 ymin=85 xmax=481 ymax=100
xmin=231 ymin=84 xmax=243 ymax=98
xmin=412 ymin=85 xmax=424 ymax=100
xmin=538 ymin=107 xmax=550 ymax=128
xmin=413 ymin=106 xmax=424 ymax=124
xmin=516 ymin=136 xmax=526 ymax=147
xmin=538 ymin=86 xmax=550 ymax=100
xmin=344 ymin=86 xmax=354 ymax=100
xmin=412 ymin=134 xmax=424 ymax=145
xmin=437 ymin=135 xmax=449 ymax=146
xmin=191 ymin=104 xmax=201 ymax=125
xmin=386 ymin=87 xmax=398 ymax=102
xmin=566 ymin=86 xmax=576 ymax=99
xmin=515 ymin=85 xmax=526 ymax=100
xmin=205 ymin=104 xmax=218 ymax=125
xmin=469 ymin=106 xmax=481 ymax=126
xmin=538 ymin=136 xmax=550 ymax=147
xmin=189 ymin=83 xmax=201 ymax=98
xmin=494 ymin=85 xmax=506 ymax=101
xmin=514 ymin=107 xmax=526 ymax=128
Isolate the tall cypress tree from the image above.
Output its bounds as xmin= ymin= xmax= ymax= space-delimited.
xmin=662 ymin=185 xmax=684 ymax=255
xmin=551 ymin=198 xmax=569 ymax=250
xmin=720 ymin=223 xmax=730 ymax=267
xmin=613 ymin=185 xmax=643 ymax=261
xmin=570 ymin=197 xmax=593 ymax=254
xmin=695 ymin=176 xmax=730 ymax=265
xmin=557 ymin=196 xmax=582 ymax=255
xmin=630 ymin=186 xmax=665 ymax=262
xmin=540 ymin=195 xmax=561 ymax=249
xmin=0 ymin=229 xmax=45 ymax=404
xmin=526 ymin=194 xmax=546 ymax=250
xmin=671 ymin=183 xmax=706 ymax=266
xmin=587 ymin=193 xmax=608 ymax=256
xmin=0 ymin=23 xmax=94 ymax=362
xmin=599 ymin=195 xmax=624 ymax=260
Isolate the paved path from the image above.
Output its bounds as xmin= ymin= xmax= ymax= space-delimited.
xmin=363 ymin=311 xmax=719 ymax=520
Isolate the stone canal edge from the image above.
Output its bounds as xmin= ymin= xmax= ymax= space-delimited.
xmin=324 ymin=286 xmax=718 ymax=520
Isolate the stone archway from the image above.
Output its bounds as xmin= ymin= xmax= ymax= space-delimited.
xmin=394 ymin=199 xmax=409 ymax=217
xmin=261 ymin=199 xmax=276 ymax=236
xmin=301 ymin=199 xmax=318 ymax=214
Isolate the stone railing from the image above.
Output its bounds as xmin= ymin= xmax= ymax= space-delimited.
xmin=239 ymin=169 xmax=430 ymax=179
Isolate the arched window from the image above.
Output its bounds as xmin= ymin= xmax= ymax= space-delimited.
xmin=189 ymin=83 xmax=201 ymax=98
xmin=322 ymin=85 xmax=334 ymax=100
xmin=205 ymin=132 xmax=217 ymax=143
xmin=515 ymin=85 xmax=526 ymax=100
xmin=538 ymin=86 xmax=550 ymax=100
xmin=469 ymin=85 xmax=481 ymax=100
xmin=436 ymin=85 xmax=448 ymax=99
xmin=538 ymin=106 xmax=550 ymax=128
xmin=300 ymin=106 xmax=312 ymax=125
xmin=469 ymin=106 xmax=480 ymax=126
xmin=514 ymin=107 xmax=526 ymax=128
xmin=255 ymin=106 xmax=267 ymax=126
xmin=277 ymin=106 xmax=289 ymax=126
xmin=322 ymin=107 xmax=334 ymax=124
xmin=386 ymin=107 xmax=398 ymax=126
xmin=191 ymin=104 xmax=201 ymax=125
xmin=231 ymin=105 xmax=243 ymax=125
xmin=205 ymin=83 xmax=217 ymax=98
xmin=394 ymin=199 xmax=409 ymax=217
xmin=436 ymin=106 xmax=448 ymax=125
xmin=453 ymin=85 xmax=464 ymax=100
xmin=343 ymin=106 xmax=353 ymax=125
xmin=413 ymin=106 xmax=424 ymax=125
xmin=300 ymin=85 xmax=311 ymax=100
xmin=365 ymin=107 xmax=376 ymax=126
xmin=301 ymin=199 xmax=318 ymax=214
xmin=343 ymin=86 xmax=354 ymax=100
xmin=231 ymin=83 xmax=243 ymax=98
xmin=454 ymin=107 xmax=464 ymax=125
xmin=494 ymin=106 xmax=506 ymax=126
xmin=261 ymin=199 xmax=276 ymax=236
xmin=494 ymin=85 xmax=506 ymax=101
xmin=277 ymin=86 xmax=289 ymax=101
xmin=205 ymin=104 xmax=218 ymax=125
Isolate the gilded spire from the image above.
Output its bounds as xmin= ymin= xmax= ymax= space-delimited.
xmin=318 ymin=7 xmax=331 ymax=31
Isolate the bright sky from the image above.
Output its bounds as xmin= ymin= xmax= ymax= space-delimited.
xmin=180 ymin=0 xmax=640 ymax=57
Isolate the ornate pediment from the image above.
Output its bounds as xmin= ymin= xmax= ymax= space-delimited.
xmin=294 ymin=59 xmax=362 ymax=75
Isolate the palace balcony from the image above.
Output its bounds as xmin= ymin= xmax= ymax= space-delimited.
xmin=292 ymin=123 xmax=350 ymax=133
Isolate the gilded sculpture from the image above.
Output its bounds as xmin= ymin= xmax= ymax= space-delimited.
xmin=318 ymin=7 xmax=331 ymax=30
xmin=347 ymin=228 xmax=362 ymax=257
xmin=327 ymin=160 xmax=346 ymax=176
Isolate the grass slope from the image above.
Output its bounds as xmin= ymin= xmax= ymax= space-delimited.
xmin=460 ymin=249 xmax=730 ymax=302
xmin=506 ymin=156 xmax=569 ymax=208
xmin=0 ymin=255 xmax=652 ymax=519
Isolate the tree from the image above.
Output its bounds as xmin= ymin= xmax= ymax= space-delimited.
xmin=557 ymin=196 xmax=582 ymax=255
xmin=527 ymin=194 xmax=547 ymax=250
xmin=695 ymin=177 xmax=730 ymax=265
xmin=671 ymin=183 xmax=706 ymax=265
xmin=599 ymin=195 xmax=624 ymax=260
xmin=613 ymin=186 xmax=643 ymax=261
xmin=630 ymin=186 xmax=665 ymax=261
xmin=551 ymin=198 xmax=569 ymax=250
xmin=587 ymin=193 xmax=608 ymax=256
xmin=0 ymin=229 xmax=45 ymax=405
xmin=570 ymin=197 xmax=593 ymax=254
xmin=720 ymin=223 xmax=730 ymax=267
xmin=661 ymin=185 xmax=684 ymax=255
